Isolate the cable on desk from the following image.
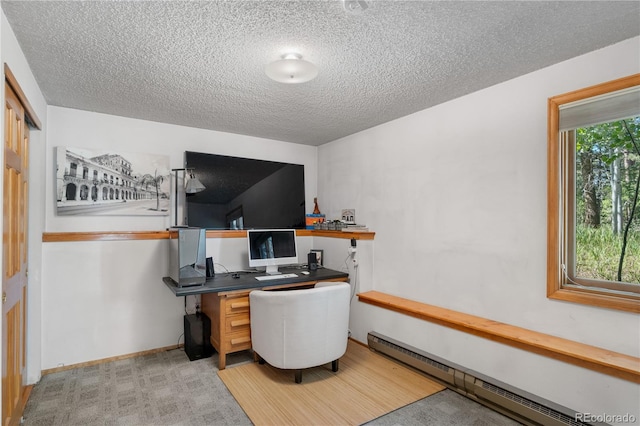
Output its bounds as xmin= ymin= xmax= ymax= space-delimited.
xmin=214 ymin=263 xmax=230 ymax=274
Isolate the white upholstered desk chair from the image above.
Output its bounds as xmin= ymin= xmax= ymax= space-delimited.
xmin=249 ymin=281 xmax=351 ymax=383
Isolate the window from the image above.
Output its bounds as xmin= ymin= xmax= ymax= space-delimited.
xmin=226 ymin=206 xmax=244 ymax=230
xmin=548 ymin=74 xmax=640 ymax=313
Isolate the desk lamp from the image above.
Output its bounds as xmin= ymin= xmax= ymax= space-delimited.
xmin=171 ymin=168 xmax=205 ymax=227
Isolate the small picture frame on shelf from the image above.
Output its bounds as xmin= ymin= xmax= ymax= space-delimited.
xmin=310 ymin=249 xmax=324 ymax=266
xmin=341 ymin=209 xmax=355 ymax=224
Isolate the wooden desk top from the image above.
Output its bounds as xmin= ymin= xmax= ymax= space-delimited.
xmin=163 ymin=266 xmax=349 ymax=297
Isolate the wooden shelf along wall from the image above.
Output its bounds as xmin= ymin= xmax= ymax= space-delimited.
xmin=42 ymin=229 xmax=375 ymax=243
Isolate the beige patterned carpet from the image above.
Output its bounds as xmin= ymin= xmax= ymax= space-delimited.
xmin=22 ymin=349 xmax=252 ymax=425
xmin=22 ymin=344 xmax=521 ymax=425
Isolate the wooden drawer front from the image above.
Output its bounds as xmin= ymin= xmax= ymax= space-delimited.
xmin=225 ymin=295 xmax=250 ymax=314
xmin=225 ymin=330 xmax=252 ymax=352
xmin=225 ymin=312 xmax=250 ymax=334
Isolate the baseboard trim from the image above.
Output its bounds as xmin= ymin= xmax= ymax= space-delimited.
xmin=41 ymin=344 xmax=184 ymax=375
xmin=42 ymin=339 xmax=363 ymax=376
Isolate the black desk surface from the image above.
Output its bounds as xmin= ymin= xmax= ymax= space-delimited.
xmin=163 ymin=266 xmax=349 ymax=297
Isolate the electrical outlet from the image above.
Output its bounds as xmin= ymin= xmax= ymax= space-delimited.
xmin=352 ymin=258 xmax=358 ymax=268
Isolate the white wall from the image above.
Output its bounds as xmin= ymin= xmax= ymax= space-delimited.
xmin=318 ymin=36 xmax=640 ymax=423
xmin=4 ymin=4 xmax=638 ymax=419
xmin=37 ymin=104 xmax=373 ymax=372
xmin=1 ymin=10 xmax=49 ymax=386
xmin=46 ymin=107 xmax=318 ymax=232
xmin=39 ymin=107 xmax=319 ymax=370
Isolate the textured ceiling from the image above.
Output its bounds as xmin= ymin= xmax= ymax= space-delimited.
xmin=2 ymin=1 xmax=639 ymax=146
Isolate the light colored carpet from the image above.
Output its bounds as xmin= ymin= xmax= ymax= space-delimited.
xmin=22 ymin=345 xmax=521 ymax=425
xmin=218 ymin=340 xmax=445 ymax=426
xmin=22 ymin=349 xmax=253 ymax=426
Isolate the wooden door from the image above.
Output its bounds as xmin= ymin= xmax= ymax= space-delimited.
xmin=2 ymin=81 xmax=29 ymax=426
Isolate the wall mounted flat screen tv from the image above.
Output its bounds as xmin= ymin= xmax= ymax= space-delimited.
xmin=185 ymin=151 xmax=306 ymax=230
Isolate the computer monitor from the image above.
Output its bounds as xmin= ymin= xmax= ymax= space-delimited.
xmin=247 ymin=229 xmax=298 ymax=275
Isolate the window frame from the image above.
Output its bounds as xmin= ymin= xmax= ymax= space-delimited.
xmin=547 ymin=74 xmax=640 ymax=313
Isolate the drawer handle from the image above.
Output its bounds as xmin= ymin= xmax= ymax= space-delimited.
xmin=230 ymin=301 xmax=249 ymax=309
xmin=231 ymin=336 xmax=251 ymax=345
xmin=230 ymin=318 xmax=250 ymax=327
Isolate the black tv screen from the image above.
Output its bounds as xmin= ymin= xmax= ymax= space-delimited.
xmin=185 ymin=151 xmax=306 ymax=229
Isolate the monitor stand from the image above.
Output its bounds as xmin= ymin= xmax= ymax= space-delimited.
xmin=265 ymin=265 xmax=281 ymax=275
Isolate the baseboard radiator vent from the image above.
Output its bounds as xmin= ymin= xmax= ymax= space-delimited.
xmin=368 ymin=332 xmax=593 ymax=426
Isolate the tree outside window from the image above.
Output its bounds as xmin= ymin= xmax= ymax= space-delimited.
xmin=572 ymin=119 xmax=639 ymax=285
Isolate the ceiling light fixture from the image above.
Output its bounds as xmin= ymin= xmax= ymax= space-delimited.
xmin=265 ymin=53 xmax=318 ymax=84
xmin=342 ymin=0 xmax=369 ymax=14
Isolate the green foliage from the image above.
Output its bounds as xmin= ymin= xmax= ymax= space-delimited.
xmin=576 ymin=118 xmax=639 ymax=162
xmin=574 ymin=117 xmax=639 ymax=284
xmin=575 ymin=225 xmax=640 ymax=284
xmin=575 ymin=118 xmax=639 ymax=228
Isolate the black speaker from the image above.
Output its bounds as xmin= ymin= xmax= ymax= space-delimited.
xmin=184 ymin=313 xmax=213 ymax=361
xmin=307 ymin=252 xmax=318 ymax=271
xmin=206 ymin=257 xmax=214 ymax=277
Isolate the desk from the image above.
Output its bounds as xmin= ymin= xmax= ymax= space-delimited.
xmin=163 ymin=267 xmax=349 ymax=369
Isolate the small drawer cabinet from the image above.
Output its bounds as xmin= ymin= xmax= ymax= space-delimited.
xmin=201 ymin=278 xmax=347 ymax=370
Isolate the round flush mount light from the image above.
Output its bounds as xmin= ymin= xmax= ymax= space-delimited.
xmin=342 ymin=0 xmax=369 ymax=14
xmin=265 ymin=53 xmax=318 ymax=84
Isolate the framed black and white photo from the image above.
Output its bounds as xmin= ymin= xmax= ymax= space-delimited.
xmin=55 ymin=146 xmax=170 ymax=216
xmin=310 ymin=249 xmax=324 ymax=266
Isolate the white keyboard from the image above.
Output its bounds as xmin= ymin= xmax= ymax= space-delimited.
xmin=255 ymin=273 xmax=298 ymax=281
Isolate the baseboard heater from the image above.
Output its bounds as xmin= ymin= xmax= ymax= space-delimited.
xmin=367 ymin=332 xmax=598 ymax=426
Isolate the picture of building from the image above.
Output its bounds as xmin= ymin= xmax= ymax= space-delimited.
xmin=55 ymin=147 xmax=170 ymax=216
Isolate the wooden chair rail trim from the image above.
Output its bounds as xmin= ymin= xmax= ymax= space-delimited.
xmin=357 ymin=290 xmax=640 ymax=384
xmin=42 ymin=229 xmax=374 ymax=242
xmin=42 ymin=231 xmax=171 ymax=242
xmin=310 ymin=230 xmax=375 ymax=240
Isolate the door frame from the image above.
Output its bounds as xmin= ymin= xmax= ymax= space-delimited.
xmin=2 ymin=64 xmax=41 ymax=425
